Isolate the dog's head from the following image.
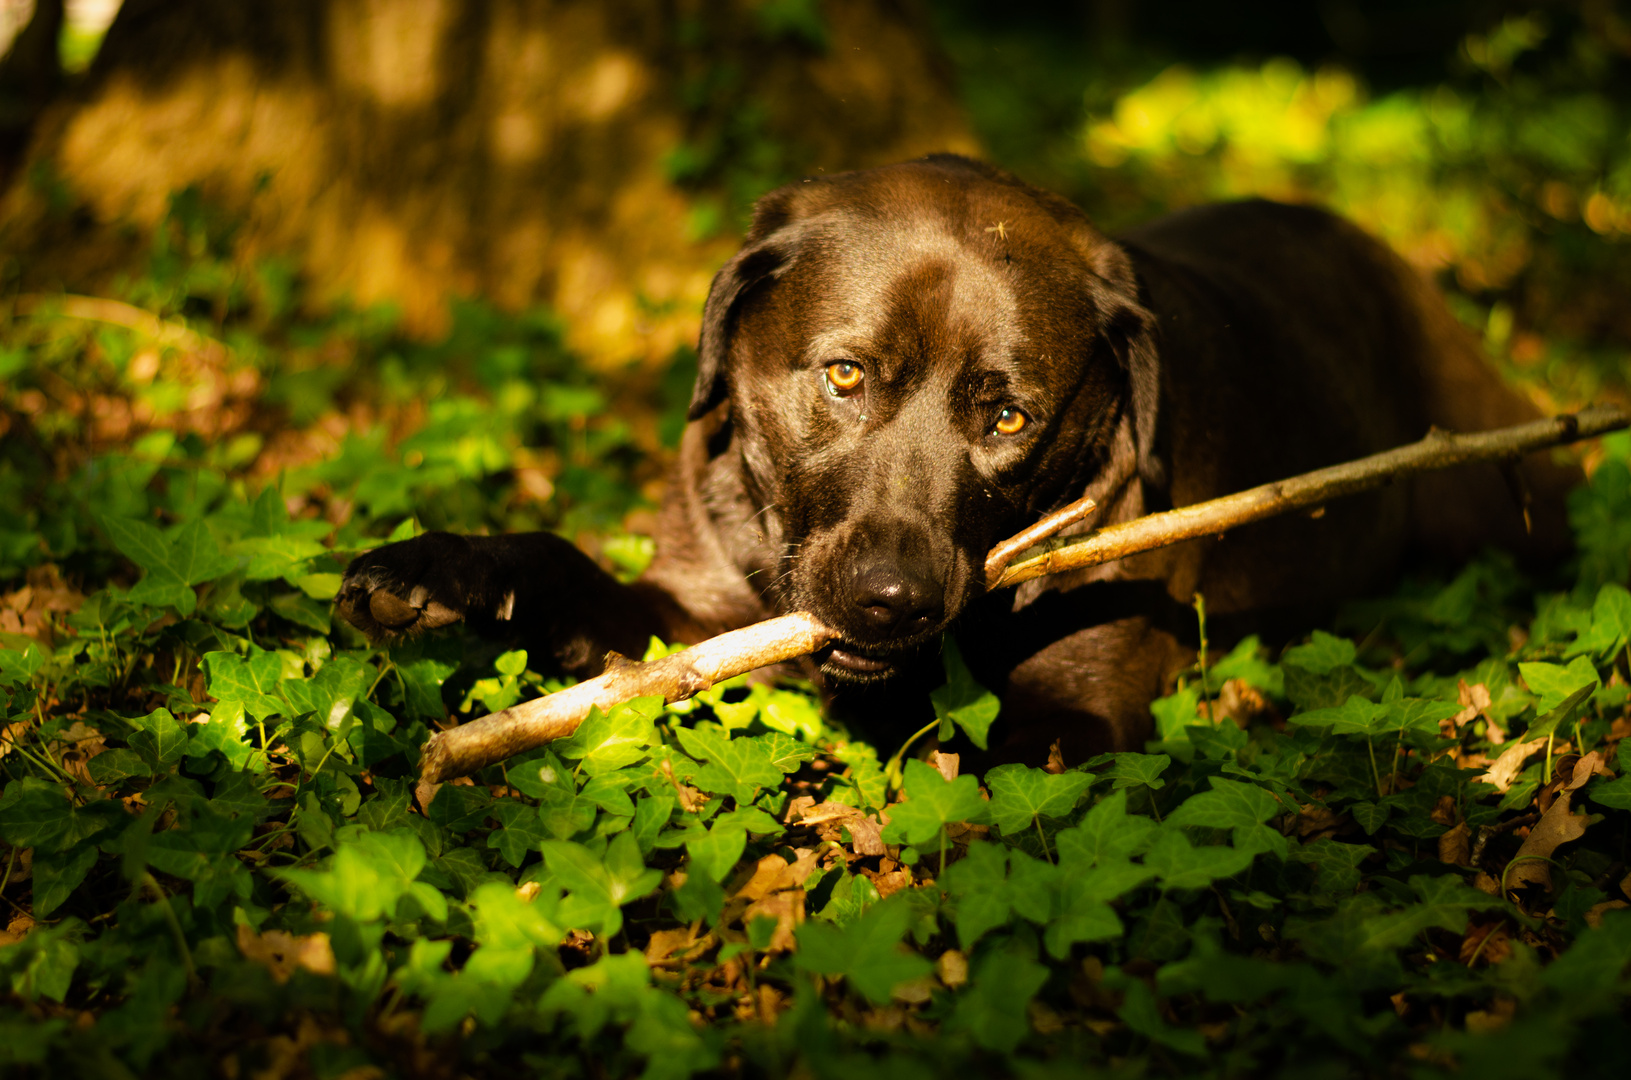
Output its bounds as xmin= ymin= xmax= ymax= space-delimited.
xmin=691 ymin=155 xmax=1161 ymax=682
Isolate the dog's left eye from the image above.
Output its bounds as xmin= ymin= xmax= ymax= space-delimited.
xmin=825 ymin=361 xmax=864 ymax=396
xmin=993 ymin=406 xmax=1028 ymax=435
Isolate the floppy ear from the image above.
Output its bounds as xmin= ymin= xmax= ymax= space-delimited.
xmin=689 ymin=202 xmax=812 ymax=420
xmin=1087 ymin=241 xmax=1166 ymax=496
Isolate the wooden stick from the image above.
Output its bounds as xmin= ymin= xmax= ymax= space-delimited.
xmin=990 ymin=403 xmax=1628 ymax=589
xmin=415 ymin=404 xmax=1628 ymax=792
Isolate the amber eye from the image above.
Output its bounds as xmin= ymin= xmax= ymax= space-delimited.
xmin=994 ymin=406 xmax=1028 ymax=435
xmin=825 ymin=360 xmax=864 ymax=396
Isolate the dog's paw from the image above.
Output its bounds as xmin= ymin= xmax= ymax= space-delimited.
xmin=336 ymin=534 xmax=475 ymax=640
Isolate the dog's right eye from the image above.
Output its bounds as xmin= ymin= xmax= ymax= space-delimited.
xmin=825 ymin=361 xmax=864 ymax=397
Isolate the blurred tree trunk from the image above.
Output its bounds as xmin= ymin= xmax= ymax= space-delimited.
xmin=0 ymin=0 xmax=978 ymax=365
xmin=0 ymin=0 xmax=63 ymax=175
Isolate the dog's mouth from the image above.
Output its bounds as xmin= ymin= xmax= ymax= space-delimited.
xmin=815 ymin=638 xmax=930 ymax=684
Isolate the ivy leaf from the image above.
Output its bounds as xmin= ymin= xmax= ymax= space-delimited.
xmin=1097 ymin=752 xmax=1172 ymax=792
xmin=1524 ymin=681 xmax=1598 ymax=743
xmin=1588 ymin=776 xmax=1631 ymax=811
xmin=578 ymin=774 xmax=636 ymax=819
xmin=1166 ymin=776 xmax=1285 ymax=858
xmin=984 ymin=763 xmax=1094 ymax=836
xmin=1282 ymin=630 xmax=1357 ymax=674
xmin=426 ymin=783 xmax=492 ymax=834
xmin=487 ymin=800 xmax=550 ymax=869
xmin=395 ymin=654 xmax=457 ymax=720
xmin=187 ymin=700 xmax=262 ymax=771
xmin=125 ymin=707 xmax=188 ymax=772
xmin=1287 ymin=695 xmax=1388 ymax=735
xmin=1044 ymin=860 xmax=1150 ymax=957
xmin=941 ymin=840 xmax=1012 ymax=950
xmin=1356 ymin=874 xmax=1503 ymax=951
xmin=1519 ymin=656 xmax=1601 ymax=716
xmin=556 ymin=697 xmax=660 ymax=776
xmin=505 ymin=750 xmax=571 ymax=799
xmin=104 ymin=517 xmax=234 ymax=615
xmin=880 ymin=759 xmax=988 ymax=846
xmin=1565 ymin=582 xmax=1631 ymax=660
xmin=202 ymin=649 xmax=286 ymax=721
xmin=0 ymin=640 xmax=44 ymax=687
xmin=1166 ymin=776 xmax=1280 ymax=831
xmin=87 ymin=748 xmax=149 ymax=785
xmin=282 ymin=656 xmax=370 ymax=734
xmin=31 ymin=844 xmax=98 ymax=918
xmin=1350 ymin=801 xmax=1390 ymax=835
xmin=676 ymin=724 xmax=782 ymax=803
xmin=631 ymin=793 xmax=675 ymax=856
xmin=1378 ymin=697 xmax=1463 ymax=743
xmin=685 ymin=819 xmax=749 ymax=884
xmin=929 ymin=635 xmax=999 ymax=749
xmin=542 ymin=832 xmax=661 ymax=938
xmin=279 ymin=828 xmax=436 ymax=923
xmin=228 ymin=534 xmax=328 ymax=582
xmin=1143 ymin=829 xmax=1255 ymax=890
xmin=1208 ymin=634 xmax=1284 ymax=696
xmin=948 ymin=949 xmax=1049 ymax=1053
xmin=794 ymin=894 xmax=934 ymax=1005
xmin=1115 ymin=976 xmax=1208 ymax=1057
xmin=754 ymin=731 xmax=818 ymax=774
xmin=1150 ymin=684 xmax=1202 ymax=740
xmin=1057 ymin=789 xmax=1160 ymax=867
xmin=465 ymin=880 xmax=565 ymax=988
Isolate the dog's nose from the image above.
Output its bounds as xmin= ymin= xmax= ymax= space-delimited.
xmin=850 ymin=563 xmax=944 ymax=637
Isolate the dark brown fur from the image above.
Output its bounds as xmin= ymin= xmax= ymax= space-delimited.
xmin=339 ymin=155 xmax=1573 ymax=764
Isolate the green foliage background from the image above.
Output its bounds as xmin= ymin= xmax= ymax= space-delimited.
xmin=2 ymin=4 xmax=1631 ymax=1078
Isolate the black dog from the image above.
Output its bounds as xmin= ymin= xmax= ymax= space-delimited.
xmin=338 ymin=155 xmax=1570 ymax=763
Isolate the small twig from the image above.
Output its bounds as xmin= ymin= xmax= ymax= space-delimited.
xmin=983 ymin=494 xmax=1097 ymax=587
xmin=414 ymin=405 xmax=1630 ymax=792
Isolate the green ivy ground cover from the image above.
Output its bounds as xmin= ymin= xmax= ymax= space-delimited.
xmin=3 ymin=198 xmax=1631 ymax=1079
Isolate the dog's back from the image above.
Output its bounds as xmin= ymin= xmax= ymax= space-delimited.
xmin=1117 ymin=199 xmax=1573 ymax=617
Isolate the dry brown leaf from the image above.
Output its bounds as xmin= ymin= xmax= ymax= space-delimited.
xmin=1296 ymin=804 xmax=1345 ymax=837
xmin=865 ymin=868 xmax=913 ymax=899
xmin=1210 ymin=678 xmax=1274 ymax=728
xmin=1586 ymin=900 xmax=1631 ymax=928
xmin=237 ymin=924 xmax=336 ymax=984
xmin=1480 ymin=738 xmax=1546 ymax=792
xmin=797 ymin=801 xmax=886 ymax=856
xmin=1044 ymin=740 xmax=1067 ymax=774
xmin=1505 ymin=782 xmax=1592 ymax=898
xmin=729 ymin=854 xmax=793 ymax=906
xmin=0 ymin=722 xmax=27 ymax=760
xmin=1028 ymin=998 xmax=1066 ymax=1034
xmin=757 ymin=983 xmax=783 ymax=1025
xmin=1465 ymin=997 xmax=1516 ymax=1034
xmin=892 ymin=975 xmax=936 ymax=1005
xmin=1438 ymin=821 xmax=1471 ymax=867
xmin=0 ymin=565 xmax=84 ymax=643
xmin=929 ymin=750 xmax=960 ymax=782
xmin=741 ymin=890 xmax=805 ymax=953
xmin=644 ymin=925 xmax=701 ymax=966
xmin=937 ymin=949 xmax=969 ymax=989
xmin=1459 ymin=921 xmax=1511 ymax=967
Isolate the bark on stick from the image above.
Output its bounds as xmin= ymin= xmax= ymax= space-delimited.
xmin=416 ymin=404 xmax=1629 ymax=793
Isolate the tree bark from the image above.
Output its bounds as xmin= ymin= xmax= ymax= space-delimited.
xmin=0 ymin=0 xmax=978 ymax=365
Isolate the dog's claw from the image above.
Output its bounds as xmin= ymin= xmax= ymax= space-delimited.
xmin=369 ymin=589 xmax=420 ymax=629
xmin=420 ymin=601 xmax=462 ymax=629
